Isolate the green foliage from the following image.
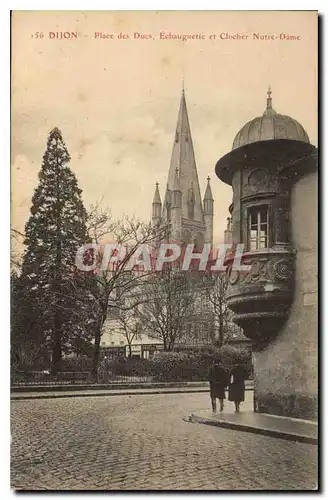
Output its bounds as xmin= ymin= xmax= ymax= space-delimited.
xmin=17 ymin=128 xmax=92 ymax=370
xmin=150 ymin=351 xmax=203 ymax=381
xmin=95 ymin=344 xmax=252 ymax=383
xmin=149 ymin=345 xmax=252 ymax=382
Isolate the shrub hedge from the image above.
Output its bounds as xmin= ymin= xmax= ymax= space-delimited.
xmin=98 ymin=345 xmax=252 ymax=382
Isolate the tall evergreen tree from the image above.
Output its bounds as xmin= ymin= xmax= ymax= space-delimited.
xmin=20 ymin=128 xmax=89 ymax=373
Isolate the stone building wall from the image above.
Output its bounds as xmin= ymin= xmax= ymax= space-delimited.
xmin=253 ymin=170 xmax=317 ymax=419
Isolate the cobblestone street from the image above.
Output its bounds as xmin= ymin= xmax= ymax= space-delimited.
xmin=11 ymin=393 xmax=317 ymax=491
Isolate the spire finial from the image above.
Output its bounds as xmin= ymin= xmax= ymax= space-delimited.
xmin=156 ymin=181 xmax=159 ymax=187
xmin=263 ymin=85 xmax=277 ymax=116
xmin=207 ymin=176 xmax=210 ymax=182
xmin=266 ymin=85 xmax=272 ymax=109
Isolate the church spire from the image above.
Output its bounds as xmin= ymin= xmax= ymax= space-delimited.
xmin=152 ymin=182 xmax=162 ymax=205
xmin=204 ymin=176 xmax=213 ymax=202
xmin=164 ymin=89 xmax=203 ymax=222
xmin=203 ymin=176 xmax=214 ymax=245
xmin=152 ymin=182 xmax=162 ymax=224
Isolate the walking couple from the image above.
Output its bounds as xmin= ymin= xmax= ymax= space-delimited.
xmin=208 ymin=361 xmax=248 ymax=413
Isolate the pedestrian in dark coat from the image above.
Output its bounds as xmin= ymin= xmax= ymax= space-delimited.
xmin=228 ymin=364 xmax=248 ymax=412
xmin=208 ymin=362 xmax=228 ymax=412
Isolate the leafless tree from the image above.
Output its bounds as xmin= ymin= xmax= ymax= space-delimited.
xmin=83 ymin=204 xmax=169 ymax=380
xmin=135 ymin=266 xmax=196 ymax=351
xmin=116 ymin=308 xmax=142 ymax=358
xmin=203 ymin=273 xmax=231 ymax=347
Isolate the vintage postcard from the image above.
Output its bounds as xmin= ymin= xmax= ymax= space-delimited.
xmin=11 ymin=10 xmax=318 ymax=491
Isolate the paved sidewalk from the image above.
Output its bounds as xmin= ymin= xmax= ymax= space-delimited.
xmin=11 ymin=383 xmax=254 ymax=401
xmin=12 ymin=380 xmax=254 ymax=393
xmin=189 ymin=409 xmax=318 ymax=445
xmin=11 ymin=381 xmax=210 ymax=393
xmin=11 ymin=386 xmax=213 ymax=400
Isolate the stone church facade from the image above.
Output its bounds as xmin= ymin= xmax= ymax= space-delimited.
xmin=216 ymin=88 xmax=317 ymax=419
xmin=151 ymin=89 xmax=216 ymax=345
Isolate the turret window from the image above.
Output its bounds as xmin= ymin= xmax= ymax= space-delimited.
xmin=248 ymin=206 xmax=269 ymax=250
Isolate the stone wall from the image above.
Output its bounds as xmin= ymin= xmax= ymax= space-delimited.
xmin=253 ymin=170 xmax=317 ymax=420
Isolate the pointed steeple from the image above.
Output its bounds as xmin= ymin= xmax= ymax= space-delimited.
xmin=204 ymin=176 xmax=213 ymax=201
xmin=152 ymin=182 xmax=162 ymax=223
xmin=203 ymin=176 xmax=214 ymax=217
xmin=164 ymin=89 xmax=203 ymax=222
xmin=152 ymin=182 xmax=162 ymax=205
xmin=203 ymin=176 xmax=214 ymax=245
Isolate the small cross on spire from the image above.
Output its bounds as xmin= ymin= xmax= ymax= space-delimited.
xmin=207 ymin=176 xmax=211 ymax=182
xmin=267 ymin=85 xmax=272 ymax=99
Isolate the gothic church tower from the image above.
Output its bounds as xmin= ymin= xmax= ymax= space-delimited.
xmin=152 ymin=89 xmax=214 ymax=248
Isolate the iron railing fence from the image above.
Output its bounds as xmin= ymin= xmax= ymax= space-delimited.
xmin=11 ymin=360 xmax=253 ymax=386
xmin=11 ymin=367 xmax=215 ymax=386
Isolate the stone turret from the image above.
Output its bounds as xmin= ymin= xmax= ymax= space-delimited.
xmin=215 ymin=87 xmax=318 ymax=420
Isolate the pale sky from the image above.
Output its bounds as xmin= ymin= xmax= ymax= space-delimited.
xmin=11 ymin=11 xmax=318 ymax=248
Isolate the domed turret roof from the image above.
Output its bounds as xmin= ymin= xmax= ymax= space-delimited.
xmin=232 ymin=87 xmax=310 ymax=150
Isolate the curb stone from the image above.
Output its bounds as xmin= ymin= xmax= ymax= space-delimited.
xmin=188 ymin=413 xmax=317 ymax=445
xmin=11 ymin=388 xmax=212 ymax=401
xmin=11 ymin=381 xmax=254 ymax=393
